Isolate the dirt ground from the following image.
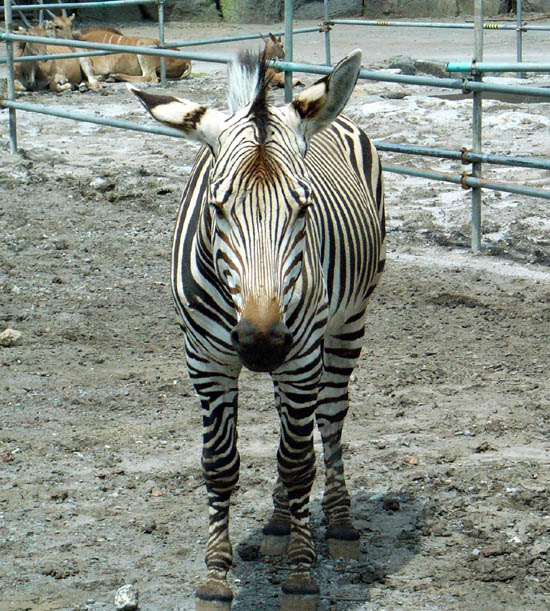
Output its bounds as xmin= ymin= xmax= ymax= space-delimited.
xmin=1 ymin=18 xmax=550 ymax=611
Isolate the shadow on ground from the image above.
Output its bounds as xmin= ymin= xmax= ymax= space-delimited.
xmin=228 ymin=490 xmax=425 ymax=609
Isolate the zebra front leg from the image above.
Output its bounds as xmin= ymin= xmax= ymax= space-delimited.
xmin=277 ymin=391 xmax=320 ymax=610
xmin=193 ymin=373 xmax=240 ymax=610
xmin=261 ymin=383 xmax=291 ymax=556
xmin=260 ymin=475 xmax=290 ymax=555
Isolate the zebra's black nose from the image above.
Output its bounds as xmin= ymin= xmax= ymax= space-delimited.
xmin=231 ymin=318 xmax=293 ymax=372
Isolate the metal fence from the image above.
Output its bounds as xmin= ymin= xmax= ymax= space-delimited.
xmin=1 ymin=0 xmax=549 ymax=251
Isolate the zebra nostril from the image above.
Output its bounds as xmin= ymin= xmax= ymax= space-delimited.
xmin=269 ymin=320 xmax=293 ymax=352
xmin=231 ymin=319 xmax=293 ymax=371
xmin=231 ymin=319 xmax=255 ymax=351
xmin=230 ymin=326 xmax=240 ymax=349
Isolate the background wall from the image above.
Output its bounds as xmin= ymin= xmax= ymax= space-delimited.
xmin=363 ymin=1 xmax=501 ymax=18
xmin=364 ymin=0 xmax=550 ymax=18
xmin=169 ymin=0 xmax=363 ymax=23
xmin=74 ymin=0 xmax=550 ymax=24
xmin=170 ymin=0 xmax=550 ymax=23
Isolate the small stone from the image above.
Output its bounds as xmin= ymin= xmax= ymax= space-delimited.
xmin=90 ymin=177 xmax=114 ymax=193
xmin=0 ymin=328 xmax=23 ymax=347
xmin=388 ymin=55 xmax=416 ymax=75
xmin=54 ymin=239 xmax=70 ymax=250
xmin=114 ymin=584 xmax=139 ymax=610
xmin=1 ymin=452 xmax=15 ymax=463
xmin=481 ymin=544 xmax=506 ymax=557
xmin=403 ymin=454 xmax=419 ymax=466
xmin=383 ymin=497 xmax=401 ymax=512
xmin=360 ymin=563 xmax=385 ymax=584
xmin=142 ymin=520 xmax=157 ymax=534
xmin=50 ymin=489 xmax=69 ymax=501
xmin=474 ymin=441 xmax=493 ymax=453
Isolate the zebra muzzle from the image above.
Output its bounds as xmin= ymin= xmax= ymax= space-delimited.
xmin=231 ymin=318 xmax=293 ymax=372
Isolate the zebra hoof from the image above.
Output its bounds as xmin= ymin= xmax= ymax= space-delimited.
xmin=260 ymin=519 xmax=290 ymax=556
xmin=326 ymin=525 xmax=361 ymax=559
xmin=327 ymin=537 xmax=360 ymax=559
xmin=260 ymin=533 xmax=290 ymax=556
xmin=281 ymin=576 xmax=320 ymax=611
xmin=195 ymin=580 xmax=233 ymax=610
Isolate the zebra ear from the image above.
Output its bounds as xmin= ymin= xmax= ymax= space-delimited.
xmin=286 ymin=49 xmax=362 ymax=143
xmin=128 ymin=85 xmax=227 ymax=151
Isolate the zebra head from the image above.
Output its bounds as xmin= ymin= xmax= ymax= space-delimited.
xmin=129 ymin=49 xmax=362 ymax=372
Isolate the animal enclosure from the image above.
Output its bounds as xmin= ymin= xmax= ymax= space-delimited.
xmin=2 ymin=0 xmax=550 ymax=252
xmin=1 ymin=12 xmax=549 ymax=611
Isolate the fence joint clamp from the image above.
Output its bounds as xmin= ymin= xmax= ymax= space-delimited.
xmin=460 ymin=147 xmax=470 ymax=165
xmin=271 ymin=58 xmax=283 ymax=73
xmin=461 ymin=77 xmax=473 ymax=94
xmin=460 ymin=171 xmax=471 ymax=190
xmin=319 ymin=20 xmax=334 ymax=33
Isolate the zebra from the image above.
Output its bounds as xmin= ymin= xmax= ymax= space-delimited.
xmin=129 ymin=48 xmax=385 ymax=610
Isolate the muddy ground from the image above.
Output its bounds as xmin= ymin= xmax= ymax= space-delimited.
xmin=1 ymin=18 xmax=550 ymax=611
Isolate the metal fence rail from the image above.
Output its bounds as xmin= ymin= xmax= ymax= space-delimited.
xmin=1 ymin=0 xmax=549 ymax=251
xmin=1 ymin=0 xmax=155 ymax=10
xmin=330 ymin=18 xmax=550 ymax=32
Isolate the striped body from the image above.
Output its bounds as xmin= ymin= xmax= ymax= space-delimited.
xmin=130 ymin=50 xmax=385 ymax=606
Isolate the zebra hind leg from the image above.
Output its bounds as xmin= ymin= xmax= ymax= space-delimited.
xmin=261 ymin=477 xmax=320 ymax=610
xmin=315 ymin=334 xmax=365 ymax=560
xmin=317 ymin=397 xmax=361 ymax=560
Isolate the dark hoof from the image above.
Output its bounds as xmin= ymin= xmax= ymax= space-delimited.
xmin=260 ymin=519 xmax=291 ymax=556
xmin=281 ymin=576 xmax=320 ymax=611
xmin=326 ymin=524 xmax=361 ymax=559
xmin=260 ymin=533 xmax=290 ymax=556
xmin=263 ymin=519 xmax=291 ymax=537
xmin=326 ymin=524 xmax=360 ymax=541
xmin=195 ymin=579 xmax=233 ymax=610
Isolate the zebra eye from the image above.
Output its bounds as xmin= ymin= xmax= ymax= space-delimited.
xmin=209 ymin=200 xmax=226 ymax=218
xmin=297 ymin=202 xmax=311 ymax=218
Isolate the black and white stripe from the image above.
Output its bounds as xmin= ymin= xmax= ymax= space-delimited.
xmin=132 ymin=49 xmax=385 ymax=606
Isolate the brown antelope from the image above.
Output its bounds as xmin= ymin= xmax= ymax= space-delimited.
xmin=13 ymin=25 xmax=101 ymax=92
xmin=262 ymin=32 xmax=303 ymax=88
xmin=13 ymin=28 xmax=31 ymax=91
xmin=46 ymin=15 xmax=191 ymax=83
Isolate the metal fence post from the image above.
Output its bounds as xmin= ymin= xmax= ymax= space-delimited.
xmin=158 ymin=0 xmax=166 ymax=87
xmin=4 ymin=0 xmax=17 ymax=154
xmin=284 ymin=0 xmax=293 ymax=103
xmin=471 ymin=0 xmax=484 ymax=252
xmin=323 ymin=0 xmax=331 ymax=66
xmin=516 ymin=0 xmax=524 ymax=79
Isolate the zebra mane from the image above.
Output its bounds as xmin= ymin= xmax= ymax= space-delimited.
xmin=227 ymin=50 xmax=271 ymax=144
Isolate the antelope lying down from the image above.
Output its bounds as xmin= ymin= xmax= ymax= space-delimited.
xmin=13 ymin=25 xmax=100 ymax=92
xmin=46 ymin=15 xmax=192 ymax=84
